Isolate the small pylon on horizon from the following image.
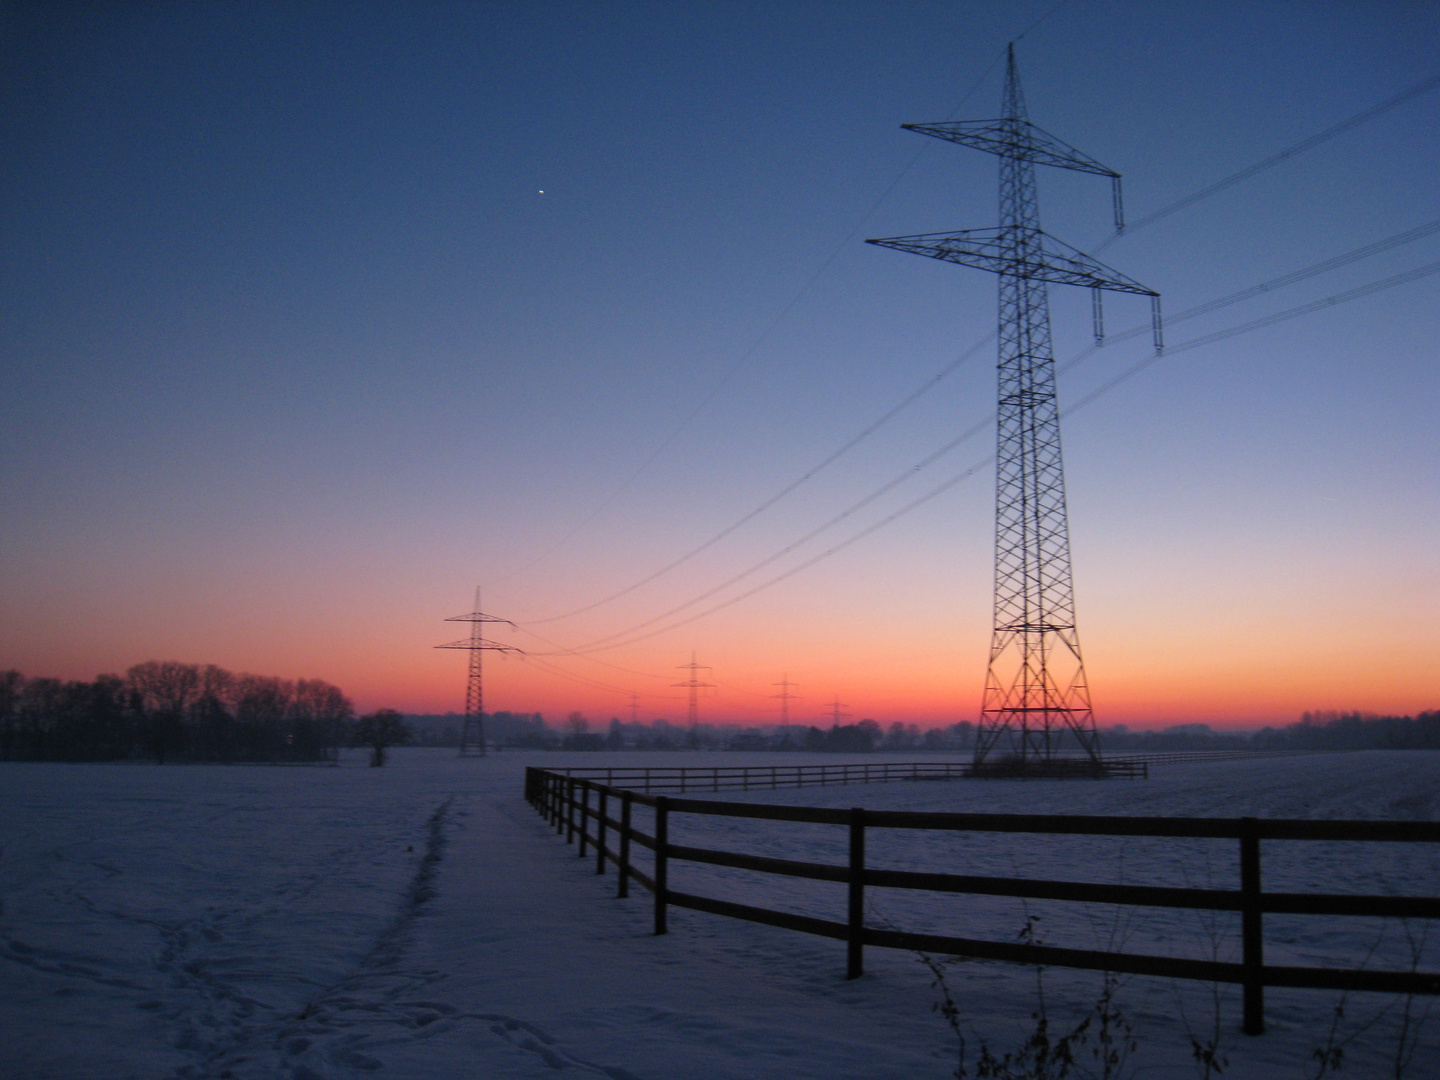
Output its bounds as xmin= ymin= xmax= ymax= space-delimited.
xmin=436 ymin=587 xmax=518 ymax=757
xmin=771 ymin=674 xmax=800 ymax=725
xmin=673 ymin=652 xmax=715 ymax=728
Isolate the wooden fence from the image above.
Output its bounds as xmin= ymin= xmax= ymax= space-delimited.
xmin=540 ymin=751 xmax=1348 ymax=795
xmin=524 ymin=765 xmax=1440 ymax=1036
xmin=543 ymin=758 xmax=1145 ymax=793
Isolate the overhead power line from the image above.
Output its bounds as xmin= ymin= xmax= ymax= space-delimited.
xmin=1062 ymin=258 xmax=1440 ymax=415
xmin=511 ymin=623 xmax=673 ymax=680
xmin=552 ymin=455 xmax=996 ymax=656
xmin=537 ymin=258 xmax=1439 ymax=657
xmin=516 ymin=652 xmax=662 ymax=700
xmin=545 ymin=412 xmax=994 ymax=653
xmin=1014 ymin=0 xmax=1072 ymax=43
xmin=1117 ymin=73 xmax=1440 ymax=238
xmin=1063 ymin=218 xmax=1440 ymax=368
xmin=526 ymin=332 xmax=995 ymax=624
xmin=527 ymin=225 xmax=1438 ymax=647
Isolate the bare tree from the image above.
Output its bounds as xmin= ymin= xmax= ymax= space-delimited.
xmin=185 ymin=665 xmax=234 ymax=761
xmin=126 ymin=661 xmax=201 ymax=717
xmin=127 ymin=661 xmax=202 ymax=763
xmin=293 ymin=679 xmax=354 ymax=761
xmin=230 ymin=673 xmax=292 ymax=758
xmin=352 ymin=708 xmax=411 ymax=766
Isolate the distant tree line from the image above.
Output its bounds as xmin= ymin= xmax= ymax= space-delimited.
xmin=402 ymin=711 xmax=981 ymax=753
xmin=1086 ymin=712 xmax=1440 ymax=753
xmin=0 ymin=662 xmax=357 ymax=763
xmin=1253 ymin=710 xmax=1440 ymax=751
xmin=1098 ymin=723 xmax=1252 ymax=752
xmin=409 ymin=709 xmax=1440 ymax=755
xmin=18 ymin=671 xmax=1428 ymax=762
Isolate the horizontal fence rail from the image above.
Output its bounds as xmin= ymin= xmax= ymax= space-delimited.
xmin=543 ymin=758 xmax=1147 ymax=793
xmin=1104 ymin=749 xmax=1342 ymax=768
xmin=523 ymin=765 xmax=1440 ymax=1036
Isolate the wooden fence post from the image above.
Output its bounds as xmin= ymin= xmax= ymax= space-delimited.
xmin=1240 ymin=817 xmax=1265 ymax=1035
xmin=618 ymin=791 xmax=632 ymax=898
xmin=566 ymin=778 xmax=576 ymax=843
xmin=596 ymin=788 xmax=608 ymax=874
xmin=578 ymin=782 xmax=590 ymax=857
xmin=848 ymin=807 xmax=866 ymax=979
xmin=654 ymin=796 xmax=669 ymax=935
xmin=554 ymin=774 xmax=565 ymax=833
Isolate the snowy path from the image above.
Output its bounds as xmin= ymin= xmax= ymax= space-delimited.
xmin=3 ymin=749 xmax=1438 ymax=1078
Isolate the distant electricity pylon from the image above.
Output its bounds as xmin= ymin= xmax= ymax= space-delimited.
xmin=436 ymin=587 xmax=518 ymax=757
xmin=825 ymin=697 xmax=849 ymax=727
xmin=673 ymin=652 xmax=714 ymax=727
xmin=869 ymin=46 xmax=1161 ymax=770
xmin=772 ymin=674 xmax=799 ymax=724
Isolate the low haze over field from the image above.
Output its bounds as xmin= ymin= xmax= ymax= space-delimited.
xmin=4 ymin=1 xmax=1438 ymax=726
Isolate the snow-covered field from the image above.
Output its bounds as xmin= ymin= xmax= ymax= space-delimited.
xmin=2 ymin=749 xmax=1437 ymax=1079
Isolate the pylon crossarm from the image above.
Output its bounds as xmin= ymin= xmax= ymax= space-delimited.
xmin=902 ymin=119 xmax=1119 ymax=178
xmin=994 ymin=621 xmax=1079 ymax=634
xmin=445 ymin=611 xmax=515 ymax=625
xmin=866 ymin=229 xmax=1157 ymax=296
xmin=1039 ymin=230 xmax=1158 ymax=295
xmin=435 ymin=638 xmax=519 ymax=652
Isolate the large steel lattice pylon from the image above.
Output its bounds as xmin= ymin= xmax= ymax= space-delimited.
xmin=869 ymin=46 xmax=1161 ymax=770
xmin=436 ymin=587 xmax=517 ymax=757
